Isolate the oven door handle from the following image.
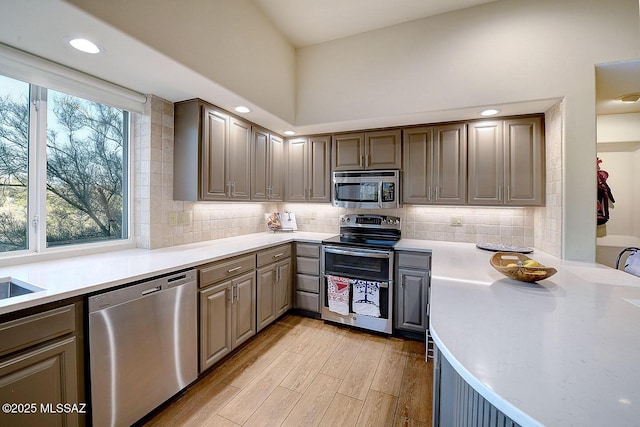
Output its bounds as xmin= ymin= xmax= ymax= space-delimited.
xmin=322 ymin=274 xmax=390 ymax=288
xmin=323 ymin=246 xmax=391 ymax=258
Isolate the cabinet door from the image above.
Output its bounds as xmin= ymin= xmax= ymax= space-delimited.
xmin=308 ymin=135 xmax=332 ymax=202
xmin=200 ymin=282 xmax=232 ymax=371
xmin=0 ymin=337 xmax=79 ymax=427
xmin=269 ymin=134 xmax=285 ymax=201
xmin=365 ymin=129 xmax=402 ymax=169
xmin=504 ymin=117 xmax=543 ymax=206
xmin=468 ymin=121 xmax=504 ymax=205
xmin=396 ymin=268 xmax=429 ymax=333
xmin=201 ymin=107 xmax=229 ymax=200
xmin=402 ymin=126 xmax=433 ymax=204
xmin=256 ymin=264 xmax=276 ymax=332
xmin=231 ymin=271 xmax=256 ymax=348
xmin=251 ymin=127 xmax=270 ymax=201
xmin=332 ymin=133 xmax=365 ymax=171
xmin=433 ymin=124 xmax=467 ymax=205
xmin=285 ymin=138 xmax=309 ymax=202
xmin=228 ymin=117 xmax=251 ymax=200
xmin=275 ymin=259 xmax=292 ymax=317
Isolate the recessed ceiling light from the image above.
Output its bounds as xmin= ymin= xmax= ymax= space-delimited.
xmin=618 ymin=94 xmax=640 ymax=103
xmin=234 ymin=106 xmax=251 ymax=113
xmin=479 ymin=108 xmax=500 ymax=116
xmin=67 ymin=37 xmax=102 ymax=54
xmin=283 ymin=130 xmax=296 ymax=136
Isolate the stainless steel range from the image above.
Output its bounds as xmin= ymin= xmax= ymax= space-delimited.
xmin=321 ymin=214 xmax=401 ymax=334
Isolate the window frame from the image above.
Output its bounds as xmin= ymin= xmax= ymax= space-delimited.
xmin=0 ymin=78 xmax=135 ymax=263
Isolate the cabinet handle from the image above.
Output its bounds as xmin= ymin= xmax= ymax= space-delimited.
xmin=276 ymin=266 xmax=280 ymax=282
xmin=435 ymin=187 xmax=439 ymax=201
xmin=427 ymin=187 xmax=432 ymax=201
xmin=360 ymin=155 xmax=364 ymax=168
xmin=234 ymin=284 xmax=238 ymax=302
xmin=506 ymin=185 xmax=511 ymax=202
xmin=227 ymin=288 xmax=232 ymax=303
xmin=228 ymin=266 xmax=242 ymax=273
xmin=231 ymin=182 xmax=236 ymax=196
xmin=366 ymin=155 xmax=370 ymax=168
xmin=227 ymin=182 xmax=232 ymax=197
xmin=498 ymin=185 xmax=502 ymax=201
xmin=273 ymin=252 xmax=284 ymax=259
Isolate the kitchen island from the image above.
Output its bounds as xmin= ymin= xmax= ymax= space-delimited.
xmin=405 ymin=240 xmax=640 ymax=427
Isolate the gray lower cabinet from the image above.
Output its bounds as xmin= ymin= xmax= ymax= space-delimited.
xmin=294 ymin=243 xmax=321 ymax=314
xmin=433 ymin=346 xmax=521 ymax=427
xmin=395 ymin=251 xmax=431 ymax=333
xmin=199 ymin=255 xmax=256 ymax=372
xmin=0 ymin=301 xmax=84 ymax=427
xmin=256 ymin=244 xmax=292 ymax=332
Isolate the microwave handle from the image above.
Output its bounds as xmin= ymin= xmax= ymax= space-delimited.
xmin=378 ymin=182 xmax=383 ymax=209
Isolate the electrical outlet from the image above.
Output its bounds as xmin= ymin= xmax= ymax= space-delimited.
xmin=179 ymin=211 xmax=192 ymax=225
xmin=168 ymin=212 xmax=178 ymax=226
xmin=450 ymin=216 xmax=463 ymax=226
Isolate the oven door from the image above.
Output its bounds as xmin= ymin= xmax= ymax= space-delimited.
xmin=321 ymin=245 xmax=394 ymax=334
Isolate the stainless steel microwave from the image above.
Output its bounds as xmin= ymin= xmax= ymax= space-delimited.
xmin=332 ymin=170 xmax=400 ymax=209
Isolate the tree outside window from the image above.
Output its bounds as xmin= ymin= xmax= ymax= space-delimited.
xmin=0 ymin=75 xmax=128 ymax=253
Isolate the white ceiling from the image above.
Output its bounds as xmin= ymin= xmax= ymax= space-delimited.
xmin=251 ymin=0 xmax=500 ymax=47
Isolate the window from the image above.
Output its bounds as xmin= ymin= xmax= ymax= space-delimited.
xmin=0 ymin=74 xmax=129 ymax=254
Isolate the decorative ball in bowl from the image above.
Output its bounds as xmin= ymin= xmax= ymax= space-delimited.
xmin=490 ymin=252 xmax=557 ymax=282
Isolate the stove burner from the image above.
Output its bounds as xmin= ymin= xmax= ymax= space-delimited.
xmin=323 ymin=214 xmax=401 ymax=250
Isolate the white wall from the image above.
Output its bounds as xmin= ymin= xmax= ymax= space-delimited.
xmin=296 ymin=0 xmax=640 ymax=261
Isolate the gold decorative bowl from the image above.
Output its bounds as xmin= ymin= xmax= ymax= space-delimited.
xmin=490 ymin=252 xmax=557 ymax=282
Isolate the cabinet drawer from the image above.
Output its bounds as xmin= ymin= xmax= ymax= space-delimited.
xmin=397 ymin=251 xmax=431 ymax=269
xmin=296 ymin=243 xmax=320 ymax=258
xmin=296 ymin=274 xmax=320 ymax=293
xmin=295 ymin=291 xmax=320 ymax=313
xmin=0 ymin=304 xmax=77 ymax=358
xmin=257 ymin=244 xmax=292 ymax=268
xmin=199 ymin=254 xmax=255 ymax=288
xmin=296 ymin=257 xmax=320 ymax=275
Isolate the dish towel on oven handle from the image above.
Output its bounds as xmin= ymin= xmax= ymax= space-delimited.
xmin=351 ymin=279 xmax=381 ymax=318
xmin=327 ymin=275 xmax=350 ymax=315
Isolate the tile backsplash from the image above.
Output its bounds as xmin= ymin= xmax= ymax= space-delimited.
xmin=132 ymin=96 xmax=558 ymax=253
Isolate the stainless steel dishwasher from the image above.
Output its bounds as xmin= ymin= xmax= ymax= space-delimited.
xmin=88 ymin=269 xmax=198 ymax=427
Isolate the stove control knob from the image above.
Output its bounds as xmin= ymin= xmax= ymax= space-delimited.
xmin=346 ymin=217 xmax=350 ymax=223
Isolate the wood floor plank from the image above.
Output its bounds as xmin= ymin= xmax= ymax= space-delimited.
xmin=320 ymin=329 xmax=366 ymax=379
xmin=318 ymin=393 xmax=364 ymax=427
xmin=356 ymin=389 xmax=398 ymax=427
xmin=143 ymin=315 xmax=434 ymax=427
xmin=396 ymin=355 xmax=432 ymax=423
xmin=217 ymin=350 xmax=303 ymax=425
xmin=280 ymin=326 xmax=345 ymax=393
xmin=144 ymin=380 xmax=241 ymax=426
xmin=243 ymin=386 xmax=302 ymax=427
xmin=337 ymin=341 xmax=384 ymax=401
xmin=370 ymin=348 xmax=408 ymax=397
xmin=281 ymin=373 xmax=342 ymax=427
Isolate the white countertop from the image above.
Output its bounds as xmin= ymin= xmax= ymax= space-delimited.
xmin=3 ymin=233 xmax=639 ymax=426
xmin=0 ymin=232 xmax=335 ymax=315
xmin=426 ymin=240 xmax=640 ymax=427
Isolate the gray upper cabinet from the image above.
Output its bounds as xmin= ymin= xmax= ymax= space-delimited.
xmin=251 ymin=126 xmax=284 ymax=201
xmin=174 ymin=99 xmax=251 ymax=201
xmin=285 ymin=135 xmax=331 ymax=202
xmin=332 ymin=129 xmax=401 ymax=170
xmin=468 ymin=116 xmax=543 ymax=206
xmin=402 ymin=124 xmax=467 ymax=205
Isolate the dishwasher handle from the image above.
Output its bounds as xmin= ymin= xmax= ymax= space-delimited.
xmin=141 ymin=286 xmax=161 ymax=296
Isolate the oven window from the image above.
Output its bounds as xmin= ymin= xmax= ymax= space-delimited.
xmin=335 ymin=182 xmax=379 ymax=203
xmin=324 ymin=250 xmax=390 ymax=282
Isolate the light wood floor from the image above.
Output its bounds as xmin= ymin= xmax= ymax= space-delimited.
xmin=143 ymin=314 xmax=433 ymax=427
